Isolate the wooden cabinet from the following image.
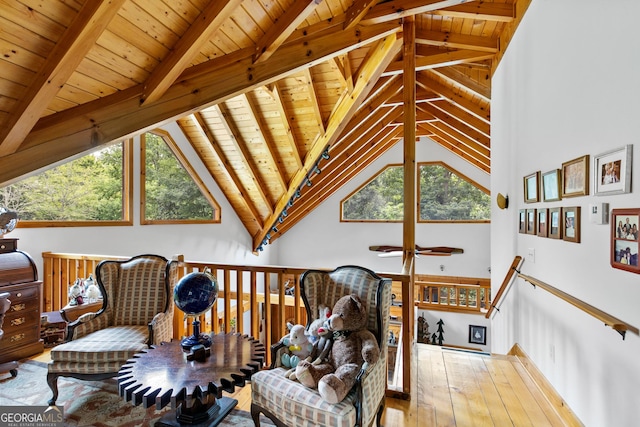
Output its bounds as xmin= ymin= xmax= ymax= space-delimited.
xmin=0 ymin=240 xmax=44 ymax=362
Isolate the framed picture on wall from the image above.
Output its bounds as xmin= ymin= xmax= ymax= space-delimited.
xmin=594 ymin=145 xmax=633 ymax=196
xmin=469 ymin=325 xmax=486 ymax=345
xmin=523 ymin=171 xmax=540 ymax=203
xmin=562 ymin=207 xmax=581 ymax=243
xmin=611 ymin=208 xmax=640 ymax=273
xmin=549 ymin=207 xmax=562 ymax=239
xmin=542 ymin=169 xmax=562 ymax=202
xmin=519 ymin=209 xmax=526 ymax=234
xmin=526 ymin=208 xmax=537 ymax=235
xmin=562 ymin=155 xmax=590 ymax=197
xmin=537 ymin=208 xmax=548 ymax=237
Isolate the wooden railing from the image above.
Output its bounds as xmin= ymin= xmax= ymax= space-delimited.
xmin=41 ymin=252 xmax=412 ymax=396
xmin=517 ymin=272 xmax=639 ymax=340
xmin=413 ymin=274 xmax=491 ymax=314
xmin=485 ymin=256 xmax=523 ymax=319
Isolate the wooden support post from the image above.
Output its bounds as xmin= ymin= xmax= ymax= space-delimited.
xmin=401 ymin=15 xmax=416 ymax=399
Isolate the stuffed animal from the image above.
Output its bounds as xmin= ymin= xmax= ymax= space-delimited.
xmin=295 ymin=294 xmax=379 ymax=404
xmin=280 ymin=323 xmax=313 ymax=370
xmin=307 ymin=304 xmax=331 ymax=344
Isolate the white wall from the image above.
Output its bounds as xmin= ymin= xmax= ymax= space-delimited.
xmin=277 ymin=137 xmax=491 ymax=278
xmin=10 ymin=121 xmax=278 ymax=273
xmin=491 ymin=1 xmax=640 ymax=425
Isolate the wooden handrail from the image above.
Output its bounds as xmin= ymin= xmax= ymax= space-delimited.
xmin=517 ymin=272 xmax=639 ymax=339
xmin=485 ymin=256 xmax=523 ymax=318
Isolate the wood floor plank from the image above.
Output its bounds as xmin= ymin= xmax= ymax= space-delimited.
xmin=483 ymin=356 xmax=534 ymax=426
xmin=468 ymin=355 xmax=513 ymax=426
xmin=443 ymin=350 xmax=494 ymax=426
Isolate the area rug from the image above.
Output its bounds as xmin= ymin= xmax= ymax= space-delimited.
xmin=0 ymin=360 xmax=274 ymax=426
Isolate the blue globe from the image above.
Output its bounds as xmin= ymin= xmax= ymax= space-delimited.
xmin=173 ymin=269 xmax=218 ymax=316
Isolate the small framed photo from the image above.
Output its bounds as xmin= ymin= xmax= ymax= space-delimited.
xmin=594 ymin=145 xmax=633 ymax=196
xmin=537 ymin=208 xmax=548 ymax=237
xmin=541 ymin=169 xmax=562 ymax=202
xmin=469 ymin=325 xmax=486 ymax=345
xmin=523 ymin=171 xmax=540 ymax=203
xmin=611 ymin=208 xmax=640 ymax=273
xmin=549 ymin=207 xmax=562 ymax=239
xmin=526 ymin=208 xmax=537 ymax=235
xmin=519 ymin=209 xmax=526 ymax=234
xmin=562 ymin=155 xmax=590 ymax=198
xmin=562 ymin=207 xmax=581 ymax=243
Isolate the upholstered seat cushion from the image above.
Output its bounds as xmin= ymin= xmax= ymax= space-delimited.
xmin=251 ymin=368 xmax=357 ymax=427
xmin=48 ymin=326 xmax=148 ymax=373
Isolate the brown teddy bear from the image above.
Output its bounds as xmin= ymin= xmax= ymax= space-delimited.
xmin=294 ymin=294 xmax=379 ymax=404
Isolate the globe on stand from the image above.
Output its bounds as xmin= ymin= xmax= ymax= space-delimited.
xmin=173 ymin=267 xmax=218 ymax=351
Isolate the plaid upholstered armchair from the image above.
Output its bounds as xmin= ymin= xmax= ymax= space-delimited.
xmin=47 ymin=254 xmax=179 ymax=405
xmin=251 ymin=265 xmax=392 ymax=427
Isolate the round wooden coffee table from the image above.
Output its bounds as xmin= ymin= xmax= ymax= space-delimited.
xmin=118 ymin=333 xmax=265 ymax=426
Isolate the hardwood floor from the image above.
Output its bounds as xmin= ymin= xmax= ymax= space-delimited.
xmin=34 ymin=343 xmax=567 ymax=426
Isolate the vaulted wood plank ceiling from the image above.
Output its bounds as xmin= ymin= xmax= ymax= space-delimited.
xmin=0 ymin=0 xmax=530 ymax=251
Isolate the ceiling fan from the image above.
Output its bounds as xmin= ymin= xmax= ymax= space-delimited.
xmin=369 ymin=245 xmax=464 ymax=258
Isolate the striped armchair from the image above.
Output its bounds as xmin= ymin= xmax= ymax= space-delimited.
xmin=251 ymin=265 xmax=392 ymax=427
xmin=47 ymin=254 xmax=179 ymax=405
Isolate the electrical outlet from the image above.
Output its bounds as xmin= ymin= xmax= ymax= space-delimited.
xmin=528 ymin=248 xmax=535 ymax=263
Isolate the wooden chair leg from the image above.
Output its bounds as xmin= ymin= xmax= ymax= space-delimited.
xmin=47 ymin=372 xmax=60 ymax=406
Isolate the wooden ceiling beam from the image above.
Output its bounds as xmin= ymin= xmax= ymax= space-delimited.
xmin=254 ymin=0 xmax=324 ymax=64
xmin=383 ymin=86 xmax=441 ymax=106
xmin=360 ymin=0 xmax=476 ymax=25
xmin=304 ymin=69 xmax=326 ymax=135
xmin=214 ymin=103 xmax=273 ymax=217
xmin=417 ymin=71 xmax=490 ymax=123
xmin=427 ymin=99 xmax=490 ymax=138
xmin=428 ymin=132 xmax=490 ymax=173
xmin=252 ymin=34 xmax=402 ymax=250
xmin=418 ymin=104 xmax=489 ymax=147
xmin=383 ymin=49 xmax=496 ymax=76
xmin=0 ymin=0 xmax=126 ymax=157
xmin=429 ymin=67 xmax=491 ymax=101
xmin=422 ymin=122 xmax=490 ymax=170
xmin=415 ymin=30 xmax=498 ymax=53
xmin=426 ymin=120 xmax=490 ymax=159
xmin=343 ymin=0 xmax=378 ymax=30
xmin=140 ymin=0 xmax=243 ymax=105
xmin=0 ymin=20 xmax=401 ymax=186
xmin=430 ymin=2 xmax=515 ymax=22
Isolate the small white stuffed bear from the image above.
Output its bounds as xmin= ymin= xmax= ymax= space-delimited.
xmin=280 ymin=323 xmax=313 ymax=372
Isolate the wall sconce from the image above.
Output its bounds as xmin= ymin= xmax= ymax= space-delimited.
xmin=496 ymin=193 xmax=509 ymax=210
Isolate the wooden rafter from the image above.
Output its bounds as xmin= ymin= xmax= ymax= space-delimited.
xmin=431 ymin=2 xmax=516 ymax=22
xmin=417 ymin=72 xmax=490 ymax=123
xmin=343 ymin=0 xmax=378 ymax=30
xmin=429 ymin=67 xmax=491 ymax=101
xmin=252 ymin=34 xmax=402 ymax=250
xmin=427 ymin=99 xmax=490 ymax=138
xmin=418 ymin=104 xmax=490 ymax=147
xmin=360 ymin=0 xmax=476 ymax=25
xmin=384 ymin=50 xmax=496 ymax=76
xmin=415 ymin=30 xmax=499 ymax=53
xmin=304 ymin=69 xmax=326 ymax=135
xmin=253 ymin=0 xmax=324 ymax=64
xmin=0 ymin=0 xmax=126 ymax=157
xmin=140 ymin=0 xmax=243 ymax=105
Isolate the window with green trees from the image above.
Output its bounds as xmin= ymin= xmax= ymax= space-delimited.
xmin=342 ymin=165 xmax=404 ymax=221
xmin=0 ymin=141 xmax=131 ymax=225
xmin=418 ymin=162 xmax=490 ymax=222
xmin=141 ymin=131 xmax=220 ymax=224
xmin=341 ymin=162 xmax=490 ymax=222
